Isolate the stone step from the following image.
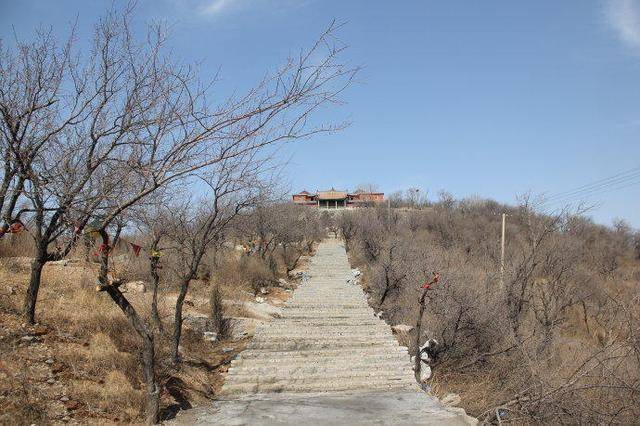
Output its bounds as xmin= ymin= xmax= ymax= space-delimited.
xmin=228 ymin=361 xmax=413 ymax=376
xmin=231 ymin=355 xmax=411 ymax=370
xmin=234 ymin=346 xmax=408 ymax=360
xmin=254 ymin=328 xmax=391 ymax=336
xmin=225 ymin=368 xmax=414 ymax=384
xmin=270 ymin=319 xmax=383 ymax=326
xmin=221 ymin=376 xmax=418 ymax=395
xmin=246 ymin=340 xmax=399 ymax=351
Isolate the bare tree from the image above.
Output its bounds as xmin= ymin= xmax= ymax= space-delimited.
xmin=168 ymin=153 xmax=266 ymax=365
xmin=4 ymin=7 xmax=357 ymax=331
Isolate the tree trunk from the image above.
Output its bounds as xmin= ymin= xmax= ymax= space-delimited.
xmin=150 ymin=256 xmax=163 ymax=332
xmin=103 ymin=284 xmax=160 ymax=424
xmin=171 ymin=276 xmax=191 ymax=365
xmin=97 ymin=231 xmax=159 ymax=424
xmin=24 ymin=246 xmax=47 ymax=324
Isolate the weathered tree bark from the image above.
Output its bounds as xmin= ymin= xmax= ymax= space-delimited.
xmin=24 ymin=248 xmax=46 ymax=324
xmin=150 ymin=255 xmax=163 ymax=332
xmin=96 ymin=231 xmax=159 ymax=424
xmin=172 ymin=250 xmax=206 ymax=365
xmin=171 ymin=275 xmax=192 ymax=365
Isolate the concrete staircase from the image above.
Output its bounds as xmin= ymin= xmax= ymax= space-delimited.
xmin=172 ymin=238 xmax=476 ymax=425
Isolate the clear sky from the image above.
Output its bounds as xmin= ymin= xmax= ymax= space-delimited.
xmin=1 ymin=0 xmax=639 ymax=227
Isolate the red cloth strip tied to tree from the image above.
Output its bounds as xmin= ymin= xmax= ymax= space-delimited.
xmin=130 ymin=243 xmax=142 ymax=257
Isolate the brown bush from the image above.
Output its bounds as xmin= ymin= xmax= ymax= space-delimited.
xmin=342 ymin=198 xmax=640 ymax=423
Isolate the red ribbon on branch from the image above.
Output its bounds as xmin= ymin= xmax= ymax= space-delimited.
xmin=94 ymin=243 xmax=112 ymax=257
xmin=422 ymin=272 xmax=440 ymax=290
xmin=130 ymin=243 xmax=142 ymax=257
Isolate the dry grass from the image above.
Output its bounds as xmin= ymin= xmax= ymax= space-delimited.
xmin=0 ymin=232 xmax=314 ymax=424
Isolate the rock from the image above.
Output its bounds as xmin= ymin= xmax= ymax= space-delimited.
xmin=48 ymin=259 xmax=68 ymax=266
xmin=6 ymin=285 xmax=15 ymax=295
xmin=222 ymin=347 xmax=234 ymax=353
xmin=183 ymin=314 xmax=213 ymax=335
xmin=420 ymin=352 xmax=430 ymax=362
xmin=46 ymin=378 xmax=56 ymax=384
xmin=121 ymin=281 xmax=146 ymax=293
xmin=21 ymin=335 xmax=36 ymax=342
xmin=203 ymin=331 xmax=218 ymax=342
xmin=255 ymin=296 xmax=265 ymax=304
xmin=60 ymin=396 xmax=70 ymax=402
xmin=375 ymin=311 xmax=384 ymax=319
xmin=391 ymin=324 xmax=414 ymax=333
xmin=278 ymin=278 xmax=288 ymax=287
xmin=45 ymin=358 xmax=54 ymax=364
xmin=288 ymin=270 xmax=304 ymax=278
xmin=420 ymin=383 xmax=432 ymax=392
xmin=441 ymin=393 xmax=461 ymax=407
xmin=352 ymin=268 xmax=361 ymax=277
xmin=259 ymin=287 xmax=269 ymax=295
xmin=419 ymin=365 xmax=432 ymax=381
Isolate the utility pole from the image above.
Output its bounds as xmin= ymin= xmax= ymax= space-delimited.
xmin=500 ymin=213 xmax=506 ymax=286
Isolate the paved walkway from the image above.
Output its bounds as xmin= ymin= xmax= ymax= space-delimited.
xmin=173 ymin=238 xmax=475 ymax=425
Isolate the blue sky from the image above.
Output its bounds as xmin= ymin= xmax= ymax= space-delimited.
xmin=1 ymin=0 xmax=639 ymax=227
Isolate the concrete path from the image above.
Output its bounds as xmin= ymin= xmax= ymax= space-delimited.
xmin=173 ymin=238 xmax=475 ymax=425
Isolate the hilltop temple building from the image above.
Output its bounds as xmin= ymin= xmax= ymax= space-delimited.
xmin=292 ymin=189 xmax=384 ymax=209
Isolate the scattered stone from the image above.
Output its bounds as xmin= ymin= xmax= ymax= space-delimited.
xmin=391 ymin=324 xmax=414 ymax=333
xmin=6 ymin=285 xmax=15 ymax=295
xmin=441 ymin=393 xmax=461 ymax=407
xmin=278 ymin=278 xmax=288 ymax=287
xmin=419 ymin=365 xmax=432 ymax=382
xmin=288 ymin=269 xmax=304 ymax=278
xmin=46 ymin=378 xmax=56 ymax=384
xmin=259 ymin=287 xmax=269 ymax=295
xmin=60 ymin=396 xmax=70 ymax=402
xmin=203 ymin=331 xmax=218 ymax=342
xmin=121 ymin=281 xmax=146 ymax=293
xmin=48 ymin=259 xmax=68 ymax=267
xmin=222 ymin=347 xmax=234 ymax=353
xmin=45 ymin=358 xmax=54 ymax=364
xmin=255 ymin=296 xmax=265 ymax=304
xmin=183 ymin=314 xmax=213 ymax=335
xmin=352 ymin=268 xmax=361 ymax=277
xmin=20 ymin=335 xmax=36 ymax=342
xmin=375 ymin=311 xmax=384 ymax=319
xmin=62 ymin=416 xmax=71 ymax=422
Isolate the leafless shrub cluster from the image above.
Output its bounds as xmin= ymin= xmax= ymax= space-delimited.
xmin=341 ymin=194 xmax=640 ymax=423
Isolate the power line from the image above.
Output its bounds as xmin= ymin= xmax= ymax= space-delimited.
xmin=542 ymin=166 xmax=640 ymax=203
xmin=541 ymin=167 xmax=640 ymax=207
